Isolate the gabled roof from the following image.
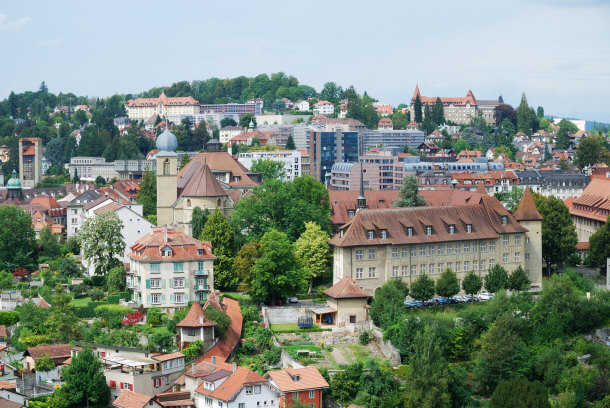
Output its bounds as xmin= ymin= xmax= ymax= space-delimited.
xmin=323 ymin=278 xmax=371 ymax=299
xmin=24 ymin=344 xmax=71 ymax=360
xmin=129 ymin=226 xmax=215 ymax=262
xmin=180 ymin=152 xmax=259 ymax=188
xmin=152 ymin=352 xmax=184 ymax=362
xmin=513 ymin=187 xmax=543 ymax=221
xmin=197 ymin=367 xmax=267 ymax=402
xmin=176 ymin=302 xmax=216 ymax=328
xmin=113 ymin=389 xmax=152 ymax=408
xmin=265 ymin=367 xmax=329 ymax=392
xmin=177 ymin=161 xmax=227 ymax=198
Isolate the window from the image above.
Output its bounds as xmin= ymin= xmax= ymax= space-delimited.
xmin=515 ymin=252 xmax=520 ymax=262
xmin=197 ymin=249 xmax=204 ymax=256
xmin=410 ymin=265 xmax=417 ymax=276
xmin=447 ymin=262 xmax=452 ymax=270
xmin=402 ymin=246 xmax=409 ymax=257
xmin=356 ymin=250 xmax=363 ymax=261
xmin=150 ymin=278 xmax=161 ymax=289
xmin=437 ymin=244 xmax=444 ymax=255
xmin=410 ymin=247 xmax=417 ymax=257
xmin=503 ymin=236 xmax=509 ymax=246
xmin=151 ymin=293 xmax=161 ymax=304
xmin=175 ymin=293 xmax=185 ymax=303
xmin=348 ymin=210 xmax=355 ymax=217
xmin=198 ymin=261 xmax=205 ymax=272
xmin=239 ymin=404 xmax=245 ymax=408
xmin=489 ymin=259 xmax=495 ymax=268
xmin=173 ymin=278 xmax=184 ymax=288
xmin=480 ymin=241 xmax=487 ymax=252
xmin=406 ymin=227 xmax=414 ymax=236
xmin=392 ymin=248 xmax=399 ymax=258
xmin=455 ymin=243 xmax=461 ymax=254
xmin=174 ymin=263 xmax=183 ymax=273
xmin=350 ymin=315 xmax=356 ymax=323
xmin=455 ymin=261 xmax=461 ymax=272
xmin=420 ymin=247 xmax=426 ymax=256
xmin=246 ymin=386 xmax=253 ymax=395
xmin=501 ymin=215 xmax=508 ymax=225
xmin=438 ymin=263 xmax=444 ymax=273
xmin=463 ymin=243 xmax=470 ymax=253
xmin=426 ymin=226 xmax=433 ymax=235
xmin=429 ymin=264 xmax=435 ymax=274
xmin=525 ymin=253 xmax=530 ymax=260
xmin=369 ymin=249 xmax=376 ymax=260
xmin=448 ymin=224 xmax=455 ymax=234
xmin=446 ymin=244 xmax=452 ymax=255
xmin=480 ymin=260 xmax=486 ymax=270
xmin=402 ymin=265 xmax=408 ymax=276
xmin=428 ymin=245 xmax=435 ymax=256
xmin=309 ymin=390 xmax=315 ymax=399
xmin=187 ymin=328 xmax=196 ymax=336
xmin=515 ymin=235 xmax=521 ymax=245
xmin=473 ymin=260 xmax=478 ymax=271
xmin=526 ymin=237 xmax=530 ymax=244
xmin=420 ymin=264 xmax=426 ymax=274
xmin=150 ymin=263 xmax=160 ymax=274
xmin=254 ymin=385 xmax=261 ymax=394
xmin=367 ymin=230 xmax=374 ymax=240
xmin=161 ymin=246 xmax=172 ymax=257
xmin=464 ymin=261 xmax=470 ymax=271
xmin=489 ymin=241 xmax=495 ymax=251
xmin=466 ymin=224 xmax=472 ymax=233
xmin=356 ymin=268 xmax=363 ymax=279
xmin=472 ymin=242 xmax=478 ymax=253
xmin=368 ymin=267 xmax=376 ymax=278
xmin=380 ymin=229 xmax=387 ymax=239
xmin=392 ymin=266 xmax=398 ymax=277
xmin=503 ymin=253 xmax=509 ymax=263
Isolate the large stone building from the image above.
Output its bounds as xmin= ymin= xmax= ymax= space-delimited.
xmin=126 ymin=93 xmax=200 ymax=123
xmin=127 ymin=225 xmax=215 ymax=310
xmin=565 ymin=177 xmax=610 ymax=242
xmin=329 ymin=188 xmax=542 ymax=294
xmin=409 ymin=86 xmax=500 ymax=125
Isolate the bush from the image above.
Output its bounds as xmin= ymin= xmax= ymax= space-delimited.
xmin=90 ymin=275 xmax=106 ymax=287
xmin=205 ymin=307 xmax=231 ymax=339
xmin=148 ymin=328 xmax=174 ymax=352
xmin=182 ymin=340 xmax=206 ymax=362
xmin=262 ymin=346 xmax=281 ymax=365
xmin=106 ymin=295 xmax=120 ymax=305
xmin=359 ymin=330 xmax=371 ymax=345
xmin=146 ymin=307 xmax=164 ymax=327
xmin=89 ymin=290 xmax=105 ymax=301
xmin=74 ymin=301 xmax=106 ymax=318
xmin=95 ymin=304 xmax=132 ymax=329
xmin=0 ymin=311 xmax=19 ymax=327
xmin=489 ymin=377 xmax=550 ymax=408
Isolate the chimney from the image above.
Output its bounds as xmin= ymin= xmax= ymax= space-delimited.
xmin=232 ymin=362 xmax=237 ymax=372
xmin=199 ymin=315 xmax=203 ymax=324
xmin=192 ymin=363 xmax=197 ymax=375
xmin=211 ymin=356 xmax=216 ymax=365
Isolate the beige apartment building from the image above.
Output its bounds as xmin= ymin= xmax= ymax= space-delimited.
xmin=125 ymin=92 xmax=199 ymax=122
xmin=128 ymin=226 xmax=215 ymax=311
xmin=329 ymin=188 xmax=543 ymax=294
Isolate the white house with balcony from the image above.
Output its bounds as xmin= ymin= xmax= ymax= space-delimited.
xmin=128 ymin=226 xmax=215 ymax=312
xmin=237 ymin=150 xmax=302 ymax=182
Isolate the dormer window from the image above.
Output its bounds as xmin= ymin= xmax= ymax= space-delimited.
xmin=197 ymin=249 xmax=204 ymax=256
xmin=426 ymin=226 xmax=433 ymax=235
xmin=380 ymin=229 xmax=387 ymax=239
xmin=501 ymin=215 xmax=508 ymax=225
xmin=367 ymin=230 xmax=374 ymax=240
xmin=448 ymin=225 xmax=455 ymax=234
xmin=406 ymin=227 xmax=413 ymax=237
xmin=292 ymin=374 xmax=300 ymax=382
xmin=466 ymin=224 xmax=472 ymax=233
xmin=348 ymin=210 xmax=355 ymax=218
xmin=161 ymin=246 xmax=172 ymax=257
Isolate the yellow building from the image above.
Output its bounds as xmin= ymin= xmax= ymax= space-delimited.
xmin=126 ymin=92 xmax=199 ymax=122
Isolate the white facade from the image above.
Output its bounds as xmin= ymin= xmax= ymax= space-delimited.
xmin=219 ymin=127 xmax=245 ymax=144
xmin=313 ymin=102 xmax=334 ymax=116
xmin=238 ymin=150 xmax=302 ymax=182
xmin=194 ymin=379 xmax=279 ymax=408
xmin=295 ymin=100 xmax=310 ymax=111
xmin=68 ymin=157 xmax=119 ymax=182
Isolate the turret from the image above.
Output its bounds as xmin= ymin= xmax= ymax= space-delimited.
xmin=513 ymin=187 xmax=543 ymax=287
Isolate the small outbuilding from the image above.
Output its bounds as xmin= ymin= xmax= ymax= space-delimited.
xmin=312 ymin=278 xmax=372 ymax=327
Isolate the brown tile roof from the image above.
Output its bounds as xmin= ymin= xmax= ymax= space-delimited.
xmin=567 ymin=178 xmax=610 ymax=222
xmin=513 ymin=187 xmax=543 ymax=221
xmin=196 ymin=367 xmax=267 ymax=402
xmin=24 ymin=344 xmax=71 ymax=360
xmin=177 ymin=161 xmax=227 ymax=197
xmin=152 ymin=352 xmax=185 ymax=362
xmin=29 ymin=196 xmax=59 ymax=209
xmin=126 ymin=92 xmax=199 ymax=107
xmin=576 ymin=242 xmax=589 ymax=250
xmin=0 ymin=325 xmax=7 ymax=338
xmin=184 ymin=361 xmax=233 ymax=378
xmin=129 ymin=226 xmax=215 ymax=262
xmin=330 ymin=197 xmax=527 ymax=248
xmin=324 ymin=277 xmax=371 ymax=299
xmin=181 ymin=152 xmax=259 ymax=188
xmin=198 ymin=297 xmax=242 ymax=364
xmin=265 ymin=367 xmax=329 ymax=392
xmin=0 ymin=397 xmax=24 ymax=408
xmin=112 ymin=389 xmax=152 ymax=408
xmin=203 ymin=291 xmax=226 ymax=312
xmin=93 ymin=201 xmax=124 ymax=215
xmin=0 ymin=381 xmax=16 ymax=390
xmin=176 ymin=302 xmax=216 ymax=328
xmin=155 ymin=390 xmax=194 ymax=407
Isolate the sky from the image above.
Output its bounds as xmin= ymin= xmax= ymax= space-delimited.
xmin=1 ymin=0 xmax=609 ymax=122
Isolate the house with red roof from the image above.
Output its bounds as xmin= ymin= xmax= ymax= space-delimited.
xmin=313 ymin=100 xmax=334 ymax=116
xmin=176 ymin=302 xmax=216 ymax=351
xmin=265 ymin=367 xmax=329 ymax=408
xmin=311 ymin=277 xmax=372 ymax=327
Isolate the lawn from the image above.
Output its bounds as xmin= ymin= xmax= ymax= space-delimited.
xmin=270 ymin=323 xmax=301 ymax=332
xmin=222 ymin=292 xmax=250 ymax=301
xmin=70 ymin=297 xmax=92 ymax=307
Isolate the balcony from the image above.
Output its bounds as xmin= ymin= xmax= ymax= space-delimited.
xmin=196 ymin=285 xmax=210 ymax=291
xmin=194 ymin=270 xmax=209 ymax=276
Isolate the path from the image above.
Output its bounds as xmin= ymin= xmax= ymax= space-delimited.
xmin=197 ymin=297 xmax=243 ymax=364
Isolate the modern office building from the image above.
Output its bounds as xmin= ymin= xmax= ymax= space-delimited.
xmin=309 ymin=130 xmax=359 ymax=182
xmin=360 ymin=129 xmax=425 ymax=154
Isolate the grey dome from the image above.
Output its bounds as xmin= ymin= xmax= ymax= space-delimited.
xmin=156 ymin=127 xmax=178 ymax=152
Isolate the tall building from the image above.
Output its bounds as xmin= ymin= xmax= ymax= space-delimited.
xmin=360 ymin=128 xmax=425 ymax=154
xmin=309 ymin=130 xmax=359 ymax=182
xmin=329 ymin=188 xmax=542 ymax=294
xmin=19 ymin=137 xmax=42 ymax=188
xmin=409 ymin=86 xmax=500 ymax=125
xmin=156 ymin=126 xmax=179 ymax=227
xmin=238 ymin=150 xmax=303 ymax=181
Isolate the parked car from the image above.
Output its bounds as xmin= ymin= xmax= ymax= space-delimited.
xmin=404 ymin=300 xmax=423 ymax=308
xmin=464 ymin=294 xmax=480 ymax=302
xmin=452 ymin=296 xmax=466 ymax=303
xmin=434 ymin=297 xmax=448 ymax=305
xmin=288 ymin=297 xmax=299 ymax=303
xmin=478 ymin=292 xmax=493 ymax=301
xmin=424 ymin=299 xmax=437 ymax=307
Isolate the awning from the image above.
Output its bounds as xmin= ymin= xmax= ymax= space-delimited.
xmin=311 ymin=306 xmax=336 ymax=315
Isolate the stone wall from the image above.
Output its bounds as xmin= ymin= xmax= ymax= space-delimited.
xmin=262 ymin=305 xmax=312 ymax=325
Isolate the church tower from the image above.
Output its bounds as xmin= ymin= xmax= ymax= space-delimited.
xmin=156 ymin=125 xmax=178 ymax=226
xmin=513 ymin=187 xmax=543 ymax=287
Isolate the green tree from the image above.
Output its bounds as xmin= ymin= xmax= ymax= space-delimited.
xmin=94 ymin=175 xmax=106 ymax=186
xmin=146 ymin=307 xmax=164 ymax=326
xmin=410 ymin=274 xmax=435 ymax=305
xmin=182 ymin=340 xmax=207 ymax=361
xmin=78 ymin=212 xmax=125 ymax=275
xmin=179 ymin=153 xmax=190 ymax=170
xmin=231 ymin=175 xmax=330 ymax=242
xmin=407 ymin=325 xmax=451 ymax=408
xmin=484 ymin=264 xmax=509 ymax=293
xmin=204 ymin=307 xmax=231 ymax=339
xmin=516 ymin=92 xmax=538 ymax=135
xmin=190 ymin=207 xmax=210 ymax=240
xmin=106 ymin=266 xmax=126 ymax=293
xmin=556 ymin=126 xmax=571 ymax=150
xmin=220 ymin=118 xmax=237 ymax=128
xmin=490 ymin=377 xmax=550 ymax=408
xmin=285 ymin=135 xmax=296 ymax=150
xmin=136 ymin=169 xmax=157 ymax=218
xmin=35 ymin=352 xmax=56 ymax=372
xmin=294 ymin=222 xmax=331 ymax=293
xmin=432 ymin=97 xmax=445 ymax=125
xmin=45 ymin=137 xmax=66 ymax=167
xmin=452 ymin=139 xmax=470 ymax=154
xmin=508 ymin=266 xmax=530 ymax=292
xmin=575 ymin=135 xmax=608 ymax=169
xmin=200 ymin=209 xmax=237 ymax=290
xmin=413 ymin=94 xmax=423 ymax=123
xmin=587 ymin=215 xmax=610 ymax=271
xmin=60 ymin=348 xmax=110 ymax=407
xmin=59 ymin=256 xmax=82 ymax=278
xmin=0 ymin=205 xmax=37 ymax=271
xmin=72 ymin=169 xmax=80 ymax=183
xmin=148 ymin=327 xmax=174 ymax=352
xmin=537 ymin=106 xmax=544 ymax=118
xmin=393 ymin=174 xmax=426 ymax=207
xmin=94 ymin=304 xmax=132 ymax=329
xmin=476 ymin=316 xmax=529 ymax=395
xmin=46 ymin=285 xmax=80 ymax=343
xmin=370 ymin=279 xmax=409 ymax=329
xmin=0 ymin=271 xmax=14 ymax=290
xmin=462 ymin=270 xmax=483 ymax=300
xmin=38 ymin=226 xmax=61 ymax=260
xmin=246 ymin=229 xmax=307 ymax=305
xmin=250 ymin=158 xmax=286 ymax=181
xmin=436 ymin=268 xmax=460 ymax=298
xmin=239 ymin=113 xmax=257 ymax=128
xmin=534 ymin=194 xmax=578 ymax=275
xmin=233 ymin=241 xmax=263 ymax=289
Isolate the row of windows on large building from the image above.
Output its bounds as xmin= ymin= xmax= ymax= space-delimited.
xmin=363 ymin=217 xmax=512 ymax=240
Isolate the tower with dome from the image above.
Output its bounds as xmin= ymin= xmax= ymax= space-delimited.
xmin=156 ymin=125 xmax=178 ymax=226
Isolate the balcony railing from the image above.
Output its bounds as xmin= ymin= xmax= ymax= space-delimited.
xmin=194 ymin=270 xmax=209 ymax=276
xmin=196 ymin=285 xmax=210 ymax=291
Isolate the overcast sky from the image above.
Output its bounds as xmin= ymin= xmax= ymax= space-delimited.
xmin=1 ymin=0 xmax=609 ymax=121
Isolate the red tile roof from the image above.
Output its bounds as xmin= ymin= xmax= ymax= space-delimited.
xmin=129 ymin=226 xmax=215 ymax=262
xmin=198 ymin=297 xmax=243 ymax=364
xmin=196 ymin=367 xmax=267 ymax=402
xmin=265 ymin=367 xmax=329 ymax=392
xmin=513 ymin=187 xmax=543 ymax=221
xmin=181 ymin=152 xmax=259 ymax=188
xmin=176 ymin=302 xmax=216 ymax=328
xmin=567 ymin=178 xmax=610 ymax=222
xmin=576 ymin=242 xmax=589 ymax=250
xmin=152 ymin=352 xmax=185 ymax=362
xmin=203 ymin=291 xmax=226 ymax=312
xmin=127 ymin=92 xmax=199 ymax=108
xmin=25 ymin=344 xmax=71 ymax=360
xmin=112 ymin=389 xmax=152 ymax=408
xmin=177 ymin=162 xmax=227 ymax=197
xmin=324 ymin=277 xmax=371 ymax=299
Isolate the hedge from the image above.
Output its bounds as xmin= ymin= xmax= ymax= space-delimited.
xmin=74 ymin=301 xmax=106 ymax=318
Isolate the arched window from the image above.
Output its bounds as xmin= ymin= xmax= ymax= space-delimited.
xmin=186 ymin=199 xmax=191 ymax=207
xmin=163 ymin=159 xmax=170 ymax=175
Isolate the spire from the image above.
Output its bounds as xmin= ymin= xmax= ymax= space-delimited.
xmin=513 ymin=187 xmax=543 ymax=221
xmin=357 ymin=162 xmax=367 ymax=210
xmin=412 ymin=84 xmax=421 ymax=102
